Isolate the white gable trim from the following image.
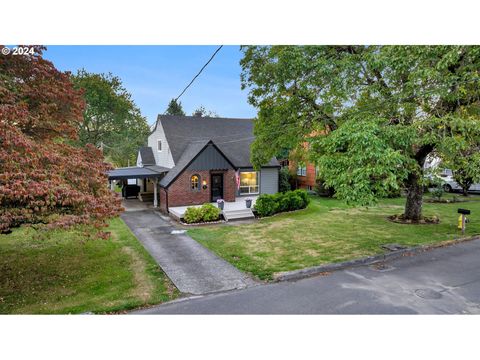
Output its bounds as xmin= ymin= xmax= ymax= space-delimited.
xmin=136 ymin=151 xmax=143 ymax=167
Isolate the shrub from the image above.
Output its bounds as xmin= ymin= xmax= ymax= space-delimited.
xmin=255 ymin=190 xmax=311 ymax=217
xmin=293 ymin=189 xmax=310 ymax=208
xmin=183 ymin=203 xmax=221 ymax=223
xmin=283 ymin=191 xmax=304 ymax=211
xmin=183 ymin=207 xmax=203 ymax=224
xmin=254 ymin=194 xmax=278 ymax=217
xmin=200 ymin=203 xmax=221 ymax=222
xmin=430 ymin=186 xmax=444 ymax=201
xmin=274 ymin=192 xmax=289 ymax=212
xmin=279 ymin=167 xmax=292 ymax=193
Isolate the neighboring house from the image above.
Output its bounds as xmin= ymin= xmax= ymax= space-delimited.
xmin=109 ymin=115 xmax=280 ymax=213
xmin=279 ymin=129 xmax=326 ymax=191
xmin=289 ymin=161 xmax=318 ymax=191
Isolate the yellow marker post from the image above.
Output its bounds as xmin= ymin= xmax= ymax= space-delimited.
xmin=457 ymin=209 xmax=471 ymax=235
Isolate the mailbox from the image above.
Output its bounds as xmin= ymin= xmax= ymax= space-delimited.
xmin=458 ymin=208 xmax=471 ymax=215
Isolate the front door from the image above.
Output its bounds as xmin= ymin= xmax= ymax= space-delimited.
xmin=211 ymin=173 xmax=224 ymax=202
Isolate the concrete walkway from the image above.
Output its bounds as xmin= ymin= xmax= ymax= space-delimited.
xmin=121 ymin=210 xmax=255 ymax=295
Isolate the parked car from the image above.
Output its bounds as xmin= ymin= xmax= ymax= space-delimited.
xmin=427 ymin=168 xmax=480 ymax=193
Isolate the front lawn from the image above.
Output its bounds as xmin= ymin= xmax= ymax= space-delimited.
xmin=188 ymin=195 xmax=480 ymax=280
xmin=0 ymin=218 xmax=178 ymax=314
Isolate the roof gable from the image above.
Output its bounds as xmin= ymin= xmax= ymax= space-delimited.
xmin=159 ymin=140 xmax=235 ymax=188
xmin=138 ymin=146 xmax=156 ymax=166
xmin=155 ymin=115 xmax=279 ymax=168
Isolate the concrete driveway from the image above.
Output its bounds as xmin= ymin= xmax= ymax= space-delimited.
xmin=121 ymin=210 xmax=255 ymax=295
xmin=133 ymin=238 xmax=480 ymax=314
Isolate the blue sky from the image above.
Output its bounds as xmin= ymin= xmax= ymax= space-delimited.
xmin=43 ymin=46 xmax=256 ymax=125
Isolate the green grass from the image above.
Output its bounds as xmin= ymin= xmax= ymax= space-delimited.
xmin=0 ymin=218 xmax=178 ymax=314
xmin=188 ymin=195 xmax=480 ymax=280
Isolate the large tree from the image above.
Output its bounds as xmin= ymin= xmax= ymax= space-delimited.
xmin=241 ymin=46 xmax=480 ymax=221
xmin=72 ymin=70 xmax=150 ymax=167
xmin=0 ymin=46 xmax=122 ymax=234
xmin=165 ymin=98 xmax=186 ymax=116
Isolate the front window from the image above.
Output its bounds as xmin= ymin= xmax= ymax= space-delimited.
xmin=191 ymin=174 xmax=199 ymax=191
xmin=157 ymin=140 xmax=162 ymax=151
xmin=297 ymin=164 xmax=307 ymax=176
xmin=239 ymin=171 xmax=259 ymax=195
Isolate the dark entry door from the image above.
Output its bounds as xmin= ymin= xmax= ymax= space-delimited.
xmin=211 ymin=174 xmax=224 ymax=202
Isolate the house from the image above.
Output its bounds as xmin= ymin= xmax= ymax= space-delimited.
xmin=280 ymin=129 xmax=330 ymax=191
xmin=289 ymin=161 xmax=318 ymax=191
xmin=108 ymin=115 xmax=280 ymax=215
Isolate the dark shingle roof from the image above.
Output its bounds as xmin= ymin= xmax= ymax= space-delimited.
xmin=138 ymin=146 xmax=156 ymax=165
xmin=156 ymin=115 xmax=280 ymax=168
xmin=108 ymin=165 xmax=169 ymax=180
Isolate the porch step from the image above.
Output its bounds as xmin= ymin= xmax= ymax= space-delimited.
xmin=222 ymin=208 xmax=255 ymax=221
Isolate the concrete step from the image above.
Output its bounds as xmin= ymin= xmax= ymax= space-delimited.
xmin=223 ymin=208 xmax=255 ymax=221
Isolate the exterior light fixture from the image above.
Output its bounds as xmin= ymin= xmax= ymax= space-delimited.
xmin=202 ymin=180 xmax=208 ymax=189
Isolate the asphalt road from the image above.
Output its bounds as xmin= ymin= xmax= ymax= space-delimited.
xmin=133 ymin=238 xmax=480 ymax=314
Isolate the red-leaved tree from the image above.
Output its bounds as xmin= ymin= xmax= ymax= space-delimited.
xmin=0 ymin=46 xmax=123 ymax=234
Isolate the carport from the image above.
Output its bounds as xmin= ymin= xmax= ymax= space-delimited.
xmin=107 ymin=165 xmax=169 ymax=207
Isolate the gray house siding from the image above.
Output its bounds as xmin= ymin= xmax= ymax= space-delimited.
xmin=187 ymin=144 xmax=234 ymax=171
xmin=260 ymin=167 xmax=279 ymax=195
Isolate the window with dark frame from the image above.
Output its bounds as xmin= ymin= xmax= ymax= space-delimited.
xmin=191 ymin=174 xmax=200 ymax=191
xmin=157 ymin=140 xmax=162 ymax=151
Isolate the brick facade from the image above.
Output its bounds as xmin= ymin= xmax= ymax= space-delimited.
xmin=288 ymin=161 xmax=317 ymax=190
xmin=163 ymin=169 xmax=236 ymax=209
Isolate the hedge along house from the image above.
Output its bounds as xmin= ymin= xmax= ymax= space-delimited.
xmin=108 ymin=115 xmax=280 ymax=217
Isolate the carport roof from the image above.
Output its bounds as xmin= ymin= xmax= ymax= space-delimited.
xmin=108 ymin=165 xmax=170 ymax=180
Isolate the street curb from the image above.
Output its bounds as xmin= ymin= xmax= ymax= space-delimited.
xmin=273 ymin=235 xmax=480 ymax=282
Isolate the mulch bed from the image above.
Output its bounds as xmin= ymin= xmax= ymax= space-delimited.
xmin=388 ymin=213 xmax=440 ymax=225
xmin=178 ymin=217 xmax=226 ymax=226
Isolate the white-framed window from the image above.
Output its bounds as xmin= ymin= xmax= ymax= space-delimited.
xmin=239 ymin=171 xmax=259 ymax=195
xmin=297 ymin=164 xmax=307 ymax=177
xmin=190 ymin=174 xmax=200 ymax=191
xmin=157 ymin=140 xmax=162 ymax=152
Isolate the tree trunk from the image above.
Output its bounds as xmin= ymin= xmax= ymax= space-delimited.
xmin=404 ymin=172 xmax=423 ymax=221
xmin=404 ymin=144 xmax=434 ymax=221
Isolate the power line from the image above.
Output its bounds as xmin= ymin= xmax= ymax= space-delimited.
xmin=173 ymin=45 xmax=223 ymax=103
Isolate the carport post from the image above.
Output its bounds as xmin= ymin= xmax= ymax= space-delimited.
xmin=153 ymin=177 xmax=158 ymax=208
xmin=110 ymin=180 xmax=115 ymax=191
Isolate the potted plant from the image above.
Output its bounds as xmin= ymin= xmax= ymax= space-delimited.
xmin=245 ymin=198 xmax=252 ymax=208
xmin=217 ymin=198 xmax=224 ymax=210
